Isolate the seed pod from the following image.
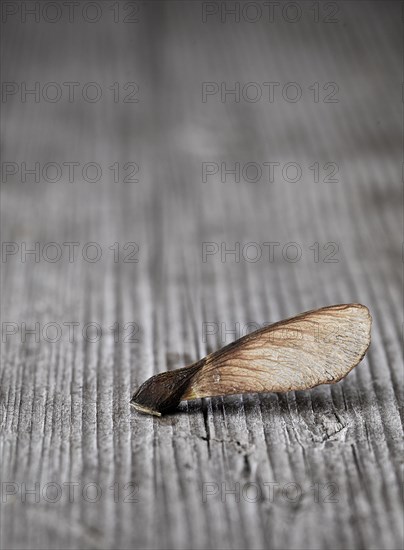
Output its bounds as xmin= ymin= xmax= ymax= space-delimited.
xmin=130 ymin=303 xmax=372 ymax=416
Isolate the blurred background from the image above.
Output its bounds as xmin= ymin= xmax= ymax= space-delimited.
xmin=1 ymin=1 xmax=403 ymax=549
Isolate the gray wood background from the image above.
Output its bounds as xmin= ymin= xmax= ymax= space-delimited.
xmin=1 ymin=1 xmax=403 ymax=549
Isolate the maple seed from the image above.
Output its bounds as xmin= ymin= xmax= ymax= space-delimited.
xmin=130 ymin=304 xmax=372 ymax=416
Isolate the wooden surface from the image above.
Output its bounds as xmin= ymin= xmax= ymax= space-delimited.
xmin=1 ymin=2 xmax=403 ymax=549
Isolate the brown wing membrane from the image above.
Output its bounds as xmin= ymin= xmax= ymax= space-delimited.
xmin=130 ymin=304 xmax=371 ymax=415
xmin=182 ymin=304 xmax=371 ymax=400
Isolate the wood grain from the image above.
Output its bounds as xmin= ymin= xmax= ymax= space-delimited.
xmin=1 ymin=2 xmax=403 ymax=549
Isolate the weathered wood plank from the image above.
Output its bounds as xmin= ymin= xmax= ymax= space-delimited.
xmin=1 ymin=2 xmax=403 ymax=549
